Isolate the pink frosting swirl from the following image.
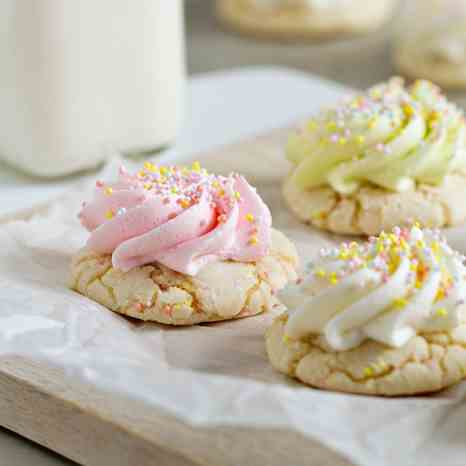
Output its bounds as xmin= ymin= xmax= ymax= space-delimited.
xmin=78 ymin=163 xmax=272 ymax=275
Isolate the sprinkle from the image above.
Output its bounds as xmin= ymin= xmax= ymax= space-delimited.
xmin=245 ymin=213 xmax=255 ymax=223
xmin=144 ymin=182 xmax=153 ymax=190
xmin=436 ymin=308 xmax=448 ymax=317
xmin=179 ymin=199 xmax=191 ymax=209
xmin=339 ymin=137 xmax=347 ymax=145
xmin=363 ymin=367 xmax=374 ymax=377
xmin=96 ymin=180 xmax=104 ymax=188
xmin=329 ymin=272 xmax=338 ymax=285
xmin=356 ymin=135 xmax=365 ymax=145
xmin=104 ymin=187 xmax=113 ymax=196
xmin=234 ymin=191 xmax=241 ymax=200
xmin=283 ymin=334 xmax=291 ymax=343
xmin=392 ymin=297 xmax=407 ymax=309
xmin=105 ymin=210 xmax=114 ymax=220
xmin=144 ymin=161 xmax=157 ymax=172
xmin=249 ymin=235 xmax=258 ymax=245
xmin=159 ymin=166 xmax=168 ymax=176
xmin=137 ymin=170 xmax=146 ymax=178
xmin=315 ymin=269 xmax=326 ymax=278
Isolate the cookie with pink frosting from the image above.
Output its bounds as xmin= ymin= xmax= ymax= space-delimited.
xmin=70 ymin=162 xmax=298 ymax=325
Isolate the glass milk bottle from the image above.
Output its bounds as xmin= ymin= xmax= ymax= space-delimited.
xmin=0 ymin=1 xmax=185 ymax=177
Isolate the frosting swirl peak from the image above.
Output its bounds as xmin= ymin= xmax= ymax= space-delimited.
xmin=79 ymin=163 xmax=272 ymax=275
xmin=287 ymin=77 xmax=466 ymax=194
xmin=282 ymin=225 xmax=466 ymax=351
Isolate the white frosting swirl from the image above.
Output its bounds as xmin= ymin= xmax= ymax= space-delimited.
xmin=282 ymin=226 xmax=466 ymax=351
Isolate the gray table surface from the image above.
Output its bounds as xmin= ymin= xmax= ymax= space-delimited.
xmin=2 ymin=1 xmax=465 ymax=464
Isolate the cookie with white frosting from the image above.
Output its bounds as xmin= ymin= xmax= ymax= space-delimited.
xmin=266 ymin=225 xmax=466 ymax=395
xmin=283 ymin=78 xmax=466 ymax=235
xmin=216 ymin=0 xmax=398 ymax=40
xmin=70 ymin=162 xmax=298 ymax=325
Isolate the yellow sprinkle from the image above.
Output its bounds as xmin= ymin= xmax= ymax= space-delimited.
xmin=410 ymin=262 xmax=418 ymax=271
xmin=283 ymin=334 xmax=291 ymax=343
xmin=159 ymin=166 xmax=168 ymax=176
xmin=212 ymin=181 xmax=220 ymax=188
xmin=431 ymin=241 xmax=440 ymax=254
xmin=144 ymin=182 xmax=153 ymax=190
xmin=249 ymin=235 xmax=258 ymax=245
xmin=327 ymin=121 xmax=337 ymax=130
xmin=436 ymin=308 xmax=447 ymax=317
xmin=415 ymin=280 xmax=422 ymax=289
xmin=180 ymin=199 xmax=190 ymax=209
xmin=105 ymin=210 xmax=114 ymax=220
xmin=104 ymin=187 xmax=113 ymax=196
xmin=435 ymin=288 xmax=445 ymax=301
xmin=363 ymin=367 xmax=374 ymax=377
xmin=414 ymin=221 xmax=421 ymax=228
xmin=329 ymin=272 xmax=338 ymax=285
xmin=234 ymin=191 xmax=241 ymax=200
xmin=339 ymin=250 xmax=349 ymax=260
xmin=171 ymin=186 xmax=178 ymax=194
xmin=393 ymin=297 xmax=407 ymax=309
xmin=416 ymin=240 xmax=425 ymax=249
xmin=173 ymin=303 xmax=182 ymax=310
xmin=307 ymin=119 xmax=318 ymax=131
xmin=368 ymin=118 xmax=377 ymax=129
xmin=315 ymin=269 xmax=326 ymax=278
xmin=403 ymin=104 xmax=414 ymax=117
xmin=245 ymin=213 xmax=255 ymax=223
xmin=339 ymin=137 xmax=347 ymax=145
xmin=137 ymin=170 xmax=146 ymax=178
xmin=356 ymin=135 xmax=365 ymax=145
xmin=144 ymin=161 xmax=157 ymax=172
xmin=192 ymin=161 xmax=201 ymax=172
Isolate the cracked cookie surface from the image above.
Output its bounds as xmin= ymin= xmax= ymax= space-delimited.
xmin=70 ymin=229 xmax=298 ymax=325
xmin=283 ymin=173 xmax=466 ymax=236
xmin=266 ymin=314 xmax=466 ymax=396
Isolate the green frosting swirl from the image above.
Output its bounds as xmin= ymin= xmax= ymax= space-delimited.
xmin=287 ymin=78 xmax=466 ymax=194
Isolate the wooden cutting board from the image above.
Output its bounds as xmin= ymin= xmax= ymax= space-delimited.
xmin=0 ymin=128 xmax=352 ymax=466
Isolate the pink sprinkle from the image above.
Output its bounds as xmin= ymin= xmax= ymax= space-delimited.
xmin=330 ymin=133 xmax=339 ymax=143
xmin=96 ymin=180 xmax=104 ymax=188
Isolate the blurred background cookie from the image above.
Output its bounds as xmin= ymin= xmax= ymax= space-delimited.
xmin=393 ymin=0 xmax=466 ymax=89
xmin=216 ymin=0 xmax=399 ymax=40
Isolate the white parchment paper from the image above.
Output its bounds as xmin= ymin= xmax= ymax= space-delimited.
xmin=2 ymin=136 xmax=466 ymax=466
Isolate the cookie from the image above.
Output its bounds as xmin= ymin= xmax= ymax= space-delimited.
xmin=394 ymin=25 xmax=466 ymax=89
xmin=284 ymin=78 xmax=466 ymax=235
xmin=216 ymin=0 xmax=397 ymax=40
xmin=266 ymin=226 xmax=466 ymax=395
xmin=266 ymin=314 xmax=466 ymax=396
xmin=283 ymin=171 xmax=466 ymax=235
xmin=70 ymin=228 xmax=298 ymax=325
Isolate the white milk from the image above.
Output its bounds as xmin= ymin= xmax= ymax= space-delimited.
xmin=0 ymin=1 xmax=185 ymax=177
